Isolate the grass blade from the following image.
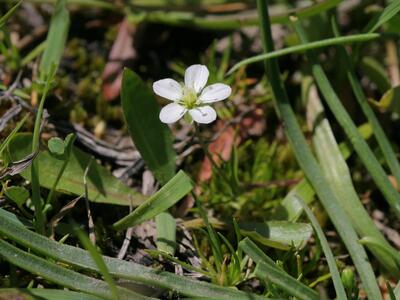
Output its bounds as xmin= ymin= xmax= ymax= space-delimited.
xmin=256 ymin=1 xmax=381 ymax=298
xmin=306 ymin=80 xmax=400 ymax=276
xmin=365 ymin=0 xmax=400 ymax=33
xmin=239 ymin=237 xmax=319 ymax=299
xmin=359 ymin=237 xmax=400 ymax=269
xmin=276 ymin=123 xmax=373 ymax=222
xmin=332 ymin=18 xmax=400 ymax=198
xmin=0 ymin=240 xmax=152 ymax=300
xmin=113 ymin=170 xmax=192 ymax=230
xmin=0 ymin=289 xmax=103 ymax=300
xmin=0 ymin=0 xmax=22 ymax=28
xmin=255 ymin=261 xmax=319 ymax=300
xmin=227 ymin=33 xmax=379 ymax=75
xmin=239 ymin=237 xmax=281 ymax=268
xmin=293 ymin=21 xmax=400 ymax=219
xmin=297 ymin=197 xmax=347 ymax=300
xmin=0 ymin=208 xmax=268 ymax=300
xmin=39 ymin=0 xmax=70 ymax=78
xmin=74 ymin=225 xmax=120 ymax=300
xmin=155 ymin=211 xmax=177 ymax=255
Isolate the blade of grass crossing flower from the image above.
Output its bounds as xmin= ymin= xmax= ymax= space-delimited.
xmin=0 ymin=289 xmax=104 ymax=300
xmin=255 ymin=261 xmax=319 ymax=300
xmin=0 ymin=240 xmax=152 ymax=300
xmin=39 ymin=0 xmax=70 ymax=79
xmin=293 ymin=21 xmax=400 ymax=218
xmin=0 ymin=209 xmax=267 ymax=300
xmin=331 ymin=18 xmax=400 ymax=190
xmin=74 ymin=225 xmax=120 ymax=300
xmin=306 ymin=81 xmax=400 ymax=276
xmin=227 ymin=33 xmax=379 ymax=75
xmin=297 ymin=197 xmax=347 ymax=300
xmin=256 ymin=1 xmax=381 ymax=299
xmin=113 ymin=171 xmax=193 ymax=230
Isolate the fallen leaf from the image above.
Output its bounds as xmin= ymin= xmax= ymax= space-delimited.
xmin=102 ymin=19 xmax=136 ymax=101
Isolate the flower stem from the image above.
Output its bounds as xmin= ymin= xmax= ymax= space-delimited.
xmin=31 ymin=74 xmax=53 ymax=235
xmin=194 ymin=124 xmax=233 ymax=192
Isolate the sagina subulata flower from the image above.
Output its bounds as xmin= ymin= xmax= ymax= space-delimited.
xmin=153 ymin=64 xmax=231 ymax=124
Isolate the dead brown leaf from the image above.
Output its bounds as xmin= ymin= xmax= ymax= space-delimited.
xmin=102 ymin=19 xmax=136 ymax=101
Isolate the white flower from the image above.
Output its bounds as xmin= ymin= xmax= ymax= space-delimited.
xmin=153 ymin=64 xmax=231 ymax=124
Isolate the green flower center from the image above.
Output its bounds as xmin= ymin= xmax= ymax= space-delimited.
xmin=181 ymin=87 xmax=198 ymax=109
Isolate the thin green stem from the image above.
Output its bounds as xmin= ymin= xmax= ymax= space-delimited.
xmin=227 ymin=33 xmax=379 ymax=75
xmin=331 ymin=18 xmax=400 ymax=188
xmin=194 ymin=124 xmax=233 ymax=192
xmin=293 ymin=20 xmax=400 ymax=218
xmin=256 ymin=1 xmax=381 ymax=298
xmin=31 ymin=77 xmax=53 ymax=235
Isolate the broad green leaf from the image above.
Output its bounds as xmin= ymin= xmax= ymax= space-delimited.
xmin=0 ymin=289 xmax=103 ymax=300
xmin=121 ymin=68 xmax=177 ymax=254
xmin=39 ymin=0 xmax=70 ymax=78
xmin=255 ymin=262 xmax=319 ymax=300
xmin=7 ymin=133 xmax=145 ymax=206
xmin=0 ymin=240 xmax=152 ymax=300
xmin=365 ymin=0 xmax=400 ymax=33
xmin=239 ymin=221 xmax=312 ymax=250
xmin=48 ymin=137 xmax=66 ymax=156
xmin=0 ymin=0 xmax=22 ymax=28
xmin=4 ymin=186 xmax=30 ymax=207
xmin=0 ymin=208 xmax=266 ymax=300
xmin=121 ymin=68 xmax=176 ymax=185
xmin=113 ymin=170 xmax=192 ymax=230
xmin=156 ymin=211 xmax=177 ymax=255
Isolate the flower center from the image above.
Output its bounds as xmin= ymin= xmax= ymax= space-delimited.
xmin=181 ymin=87 xmax=198 ymax=109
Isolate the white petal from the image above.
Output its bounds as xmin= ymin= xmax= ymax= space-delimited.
xmin=159 ymin=103 xmax=186 ymax=123
xmin=189 ymin=106 xmax=217 ymax=124
xmin=199 ymin=83 xmax=231 ymax=103
xmin=184 ymin=64 xmax=209 ymax=93
xmin=153 ymin=79 xmax=183 ymax=101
